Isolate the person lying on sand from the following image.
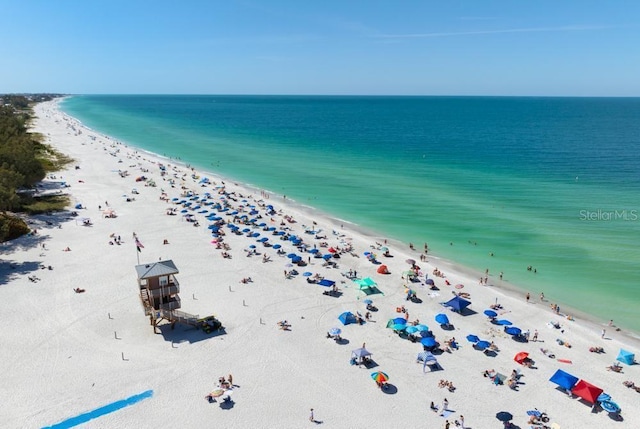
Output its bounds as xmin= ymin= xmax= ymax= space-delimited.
xmin=277 ymin=320 xmax=291 ymax=330
xmin=73 ymin=288 xmax=86 ymax=293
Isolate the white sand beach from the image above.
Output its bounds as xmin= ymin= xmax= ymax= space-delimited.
xmin=1 ymin=100 xmax=638 ymax=429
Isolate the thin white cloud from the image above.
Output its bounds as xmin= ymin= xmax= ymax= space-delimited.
xmin=374 ymin=25 xmax=608 ymax=39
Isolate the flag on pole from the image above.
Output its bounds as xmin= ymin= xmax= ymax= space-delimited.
xmin=135 ymin=237 xmax=144 ymax=252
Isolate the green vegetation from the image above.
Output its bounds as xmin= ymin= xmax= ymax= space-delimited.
xmin=0 ymin=94 xmax=71 ymax=242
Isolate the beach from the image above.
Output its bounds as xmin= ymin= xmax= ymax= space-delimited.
xmin=1 ymin=100 xmax=638 ymax=428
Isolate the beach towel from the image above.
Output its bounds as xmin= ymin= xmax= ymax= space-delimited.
xmin=440 ymin=410 xmax=454 ymax=418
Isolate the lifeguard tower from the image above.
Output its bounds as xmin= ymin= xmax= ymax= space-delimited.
xmin=135 ymin=260 xmax=197 ymax=332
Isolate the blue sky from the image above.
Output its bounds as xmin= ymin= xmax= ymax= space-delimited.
xmin=1 ymin=1 xmax=639 ymax=96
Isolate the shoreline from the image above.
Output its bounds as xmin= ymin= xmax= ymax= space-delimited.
xmin=58 ymin=98 xmax=640 ymax=342
xmin=1 ymin=99 xmax=637 ymax=428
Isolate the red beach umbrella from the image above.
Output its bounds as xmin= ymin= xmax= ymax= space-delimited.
xmin=514 ymin=351 xmax=529 ymax=364
xmin=571 ymin=380 xmax=604 ymax=404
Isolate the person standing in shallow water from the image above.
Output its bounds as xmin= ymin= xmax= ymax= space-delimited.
xmin=526 ymin=292 xmax=530 ymax=303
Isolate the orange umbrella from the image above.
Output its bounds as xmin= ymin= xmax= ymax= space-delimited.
xmin=514 ymin=351 xmax=529 ymax=364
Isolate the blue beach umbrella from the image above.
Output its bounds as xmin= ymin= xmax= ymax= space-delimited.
xmin=475 ymin=340 xmax=491 ymax=350
xmin=292 ymin=256 xmax=302 ymax=263
xmin=415 ymin=324 xmax=429 ymax=332
xmin=309 ymin=248 xmax=319 ymax=254
xmin=287 ymin=253 xmax=298 ymax=258
xmin=496 ymin=319 xmax=512 ymax=326
xmin=466 ymin=334 xmax=480 ymax=343
xmin=505 ymin=327 xmax=522 ymax=336
xmin=303 ymin=272 xmax=313 ymax=277
xmin=362 ymin=299 xmax=373 ymax=305
xmin=391 ymin=323 xmax=407 ymax=331
xmin=393 ymin=317 xmax=407 ymax=325
xmin=421 ymin=337 xmax=437 ymax=347
xmin=435 ymin=314 xmax=449 ymax=325
xmin=242 ymin=228 xmax=251 ymax=233
xmin=249 ymin=245 xmax=256 ymax=249
xmin=329 ymin=327 xmax=342 ymax=336
xmin=600 ymin=401 xmax=620 ymax=413
xmin=405 ymin=326 xmax=419 ymax=334
xmin=272 ymin=244 xmax=281 ymax=249
xmin=484 ymin=309 xmax=498 ymax=318
xmin=323 ymin=254 xmax=332 ymax=260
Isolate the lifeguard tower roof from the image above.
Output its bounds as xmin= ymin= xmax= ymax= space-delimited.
xmin=135 ymin=260 xmax=179 ymax=280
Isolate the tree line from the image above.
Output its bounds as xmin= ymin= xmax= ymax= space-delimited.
xmin=0 ymin=95 xmax=70 ymax=241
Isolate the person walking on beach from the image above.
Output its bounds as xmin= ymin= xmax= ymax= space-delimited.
xmin=601 ymin=329 xmax=606 ymax=339
xmin=526 ymin=292 xmax=530 ymax=303
xmin=459 ymin=414 xmax=465 ymax=428
xmin=309 ymin=408 xmax=316 ymax=423
xmin=532 ymin=330 xmax=538 ymax=342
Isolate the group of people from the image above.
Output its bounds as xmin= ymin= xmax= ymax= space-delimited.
xmin=438 ymin=379 xmax=456 ymax=392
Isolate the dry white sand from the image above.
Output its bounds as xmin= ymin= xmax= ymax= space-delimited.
xmin=1 ymin=100 xmax=638 ymax=429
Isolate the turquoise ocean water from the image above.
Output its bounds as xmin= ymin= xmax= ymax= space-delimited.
xmin=61 ymin=95 xmax=640 ymax=334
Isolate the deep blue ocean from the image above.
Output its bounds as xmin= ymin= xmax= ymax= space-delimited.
xmin=61 ymin=95 xmax=640 ymax=334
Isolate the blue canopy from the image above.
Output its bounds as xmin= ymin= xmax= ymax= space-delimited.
xmin=435 ymin=314 xmax=449 ymax=325
xmin=443 ymin=296 xmax=471 ymax=312
xmin=617 ymin=349 xmax=635 ymax=365
xmin=338 ymin=312 xmax=357 ymax=325
xmin=392 ymin=317 xmax=407 ymax=325
xmin=417 ymin=351 xmax=437 ymax=363
xmin=484 ymin=309 xmax=498 ymax=318
xmin=549 ymin=369 xmax=579 ymax=390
